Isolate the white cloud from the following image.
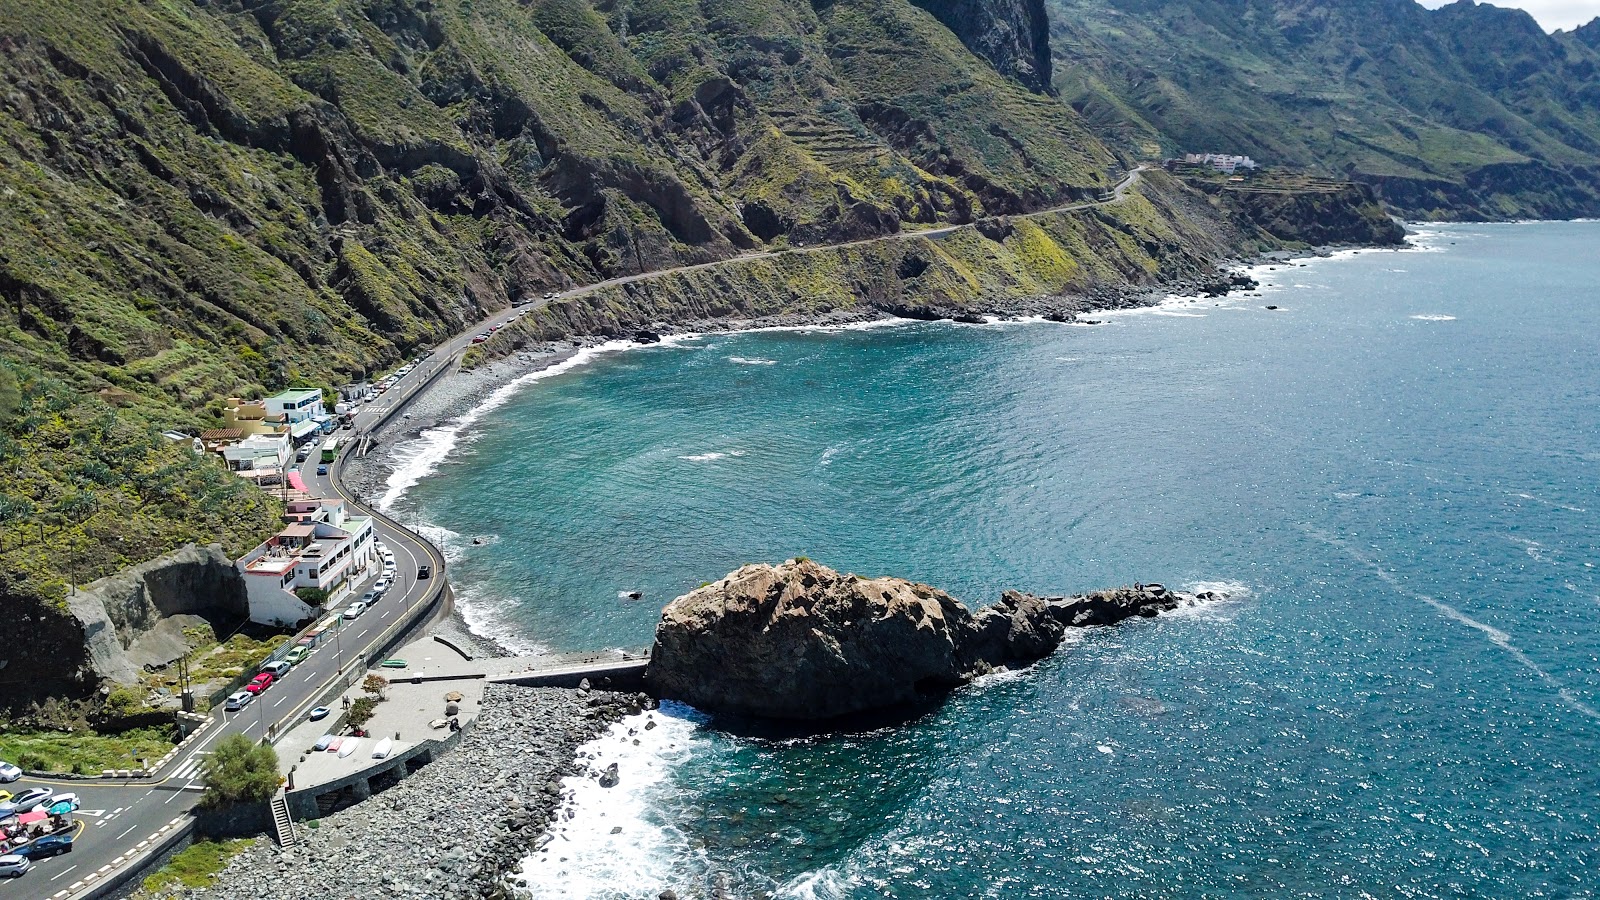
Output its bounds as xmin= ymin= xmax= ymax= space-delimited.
xmin=1417 ymin=0 xmax=1600 ymax=31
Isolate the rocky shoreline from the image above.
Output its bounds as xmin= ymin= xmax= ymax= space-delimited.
xmin=176 ymin=685 xmax=650 ymax=900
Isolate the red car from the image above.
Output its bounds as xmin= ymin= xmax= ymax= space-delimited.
xmin=244 ymin=672 xmax=274 ymax=695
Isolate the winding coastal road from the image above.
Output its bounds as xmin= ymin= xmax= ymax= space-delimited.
xmin=546 ymin=166 xmax=1147 ymax=302
xmin=3 ymin=165 xmax=1148 ymax=900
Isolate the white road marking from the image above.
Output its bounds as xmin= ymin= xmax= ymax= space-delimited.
xmin=117 ymin=825 xmax=137 ymax=839
xmin=49 ymin=865 xmax=77 ymax=881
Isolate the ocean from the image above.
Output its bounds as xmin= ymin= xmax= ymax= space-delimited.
xmin=389 ymin=222 xmax=1600 ymax=898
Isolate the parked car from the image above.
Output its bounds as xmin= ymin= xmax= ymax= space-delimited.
xmin=16 ymin=833 xmax=73 ymax=859
xmin=0 ymin=791 xmax=11 ymax=803
xmin=283 ymin=646 xmax=310 ymax=666
xmin=342 ymin=601 xmax=368 ymax=620
xmin=359 ymin=591 xmax=378 ymax=605
xmin=244 ymin=673 xmax=274 ymax=695
xmin=309 ymin=707 xmax=331 ymax=722
xmin=373 ymin=577 xmax=391 ymax=594
xmin=45 ymin=792 xmax=78 ymax=812
xmin=0 ymin=854 xmax=31 ymax=878
xmin=417 ymin=565 xmax=432 ymax=580
xmin=224 ymin=691 xmax=253 ymax=711
xmin=470 ymin=335 xmax=488 ymax=344
xmin=260 ymin=660 xmax=292 ymax=679
xmin=8 ymin=788 xmax=52 ymax=813
xmin=0 ymin=761 xmax=21 ymax=782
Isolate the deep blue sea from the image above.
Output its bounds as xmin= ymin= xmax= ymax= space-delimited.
xmin=390 ymin=222 xmax=1600 ymax=898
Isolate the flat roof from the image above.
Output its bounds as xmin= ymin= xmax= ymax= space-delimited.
xmin=279 ymin=524 xmax=316 ymax=539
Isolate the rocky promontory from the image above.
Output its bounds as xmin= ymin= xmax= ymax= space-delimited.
xmin=646 ymin=559 xmax=1220 ymax=720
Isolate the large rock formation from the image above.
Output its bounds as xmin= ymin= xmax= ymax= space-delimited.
xmin=0 ymin=543 xmax=249 ymax=726
xmin=69 ymin=542 xmax=249 ymax=687
xmin=646 ymin=559 xmax=1220 ymax=720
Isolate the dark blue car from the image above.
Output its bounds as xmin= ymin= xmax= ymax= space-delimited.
xmin=317 ymin=465 xmax=328 ymax=476
xmin=16 ymin=832 xmax=73 ymax=858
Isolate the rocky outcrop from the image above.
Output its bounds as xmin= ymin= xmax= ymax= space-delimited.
xmin=646 ymin=559 xmax=1220 ymax=720
xmin=0 ymin=543 xmax=249 ymax=726
xmin=69 ymin=543 xmax=248 ymax=686
xmin=913 ymin=0 xmax=1054 ymax=93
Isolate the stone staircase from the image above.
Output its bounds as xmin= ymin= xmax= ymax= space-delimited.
xmin=270 ymin=793 xmax=297 ymax=847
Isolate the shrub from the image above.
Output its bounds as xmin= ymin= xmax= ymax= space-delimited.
xmin=294 ymin=586 xmax=330 ymax=606
xmin=346 ymin=696 xmax=379 ymax=728
xmin=199 ymin=734 xmax=281 ymax=808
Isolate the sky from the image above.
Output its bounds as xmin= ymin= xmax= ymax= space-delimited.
xmin=1418 ymin=0 xmax=1600 ymax=30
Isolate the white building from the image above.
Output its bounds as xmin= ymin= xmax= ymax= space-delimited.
xmin=221 ymin=432 xmax=291 ymax=482
xmin=236 ymin=498 xmax=377 ymax=626
xmin=266 ymin=388 xmax=325 ymax=425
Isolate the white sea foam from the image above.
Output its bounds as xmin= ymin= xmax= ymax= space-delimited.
xmin=515 ymin=705 xmax=707 ymax=899
xmin=819 ymin=445 xmax=842 ymax=466
xmin=728 ymin=356 xmax=778 ymax=365
xmin=1409 ymin=314 xmax=1457 ymax=321
xmin=375 ymin=339 xmax=649 ymax=512
xmin=1307 ymin=527 xmax=1600 ymax=722
xmin=676 ymin=451 xmax=727 ymax=462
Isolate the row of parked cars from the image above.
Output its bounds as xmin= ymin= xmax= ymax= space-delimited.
xmin=0 ymin=788 xmax=80 ymax=817
xmin=223 ymin=543 xmax=399 ymax=712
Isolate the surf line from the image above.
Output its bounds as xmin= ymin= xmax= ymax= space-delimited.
xmin=1305 ymin=526 xmax=1600 ymax=722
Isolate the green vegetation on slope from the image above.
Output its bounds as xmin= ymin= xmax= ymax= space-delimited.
xmin=0 ymin=360 xmax=281 ymax=609
xmin=0 ymin=724 xmax=176 ymax=775
xmin=1046 ymin=0 xmax=1600 ymax=219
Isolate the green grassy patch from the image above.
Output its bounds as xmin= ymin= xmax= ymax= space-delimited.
xmin=0 ymin=725 xmax=176 ymax=775
xmin=138 ymin=838 xmax=255 ymax=895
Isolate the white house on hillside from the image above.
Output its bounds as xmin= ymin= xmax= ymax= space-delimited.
xmin=236 ymin=498 xmax=377 ymax=626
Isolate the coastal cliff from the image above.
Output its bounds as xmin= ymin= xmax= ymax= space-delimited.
xmin=1 ymin=543 xmax=247 ymax=726
xmin=646 ymin=558 xmax=1220 ymax=720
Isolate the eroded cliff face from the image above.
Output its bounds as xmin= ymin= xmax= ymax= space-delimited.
xmin=646 ymin=558 xmax=1222 ymax=720
xmin=469 ymin=170 xmax=1271 ymax=356
xmin=913 ymin=0 xmax=1054 ymax=93
xmin=0 ymin=543 xmax=247 ymax=725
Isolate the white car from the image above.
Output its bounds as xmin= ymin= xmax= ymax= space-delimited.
xmin=0 ymin=855 xmax=30 ymax=878
xmin=373 ymin=577 xmax=391 ymax=593
xmin=0 ymin=761 xmax=21 ymax=783
xmin=342 ymin=601 xmax=368 ymax=620
xmin=224 ymin=691 xmax=253 ymax=711
xmin=46 ymin=792 xmax=79 ymax=812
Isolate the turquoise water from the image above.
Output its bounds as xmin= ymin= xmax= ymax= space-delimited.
xmin=398 ymin=223 xmax=1600 ymax=898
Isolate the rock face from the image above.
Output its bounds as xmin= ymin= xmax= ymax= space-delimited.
xmin=912 ymin=0 xmax=1054 ymax=93
xmin=69 ymin=542 xmax=249 ymax=687
xmin=0 ymin=543 xmax=250 ymax=726
xmin=647 ymin=559 xmax=1217 ymax=720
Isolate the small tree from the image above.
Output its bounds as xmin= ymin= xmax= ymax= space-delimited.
xmin=293 ymin=586 xmax=329 ymax=606
xmin=199 ymin=734 xmax=280 ymax=808
xmin=361 ymin=674 xmax=388 ymax=701
xmin=346 ymin=696 xmax=379 ymax=729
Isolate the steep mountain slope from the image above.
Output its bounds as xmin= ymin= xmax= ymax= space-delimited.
xmin=0 ymin=0 xmax=1121 ymax=433
xmin=1047 ymin=0 xmax=1600 ymax=218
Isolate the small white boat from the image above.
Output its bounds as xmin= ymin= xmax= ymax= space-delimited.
xmin=338 ymin=739 xmax=360 ymax=758
xmin=372 ymin=738 xmax=394 ymax=759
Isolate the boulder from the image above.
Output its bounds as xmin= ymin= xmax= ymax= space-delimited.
xmin=646 ymin=559 xmax=1219 ymax=721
